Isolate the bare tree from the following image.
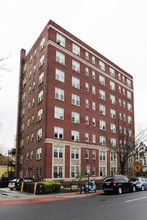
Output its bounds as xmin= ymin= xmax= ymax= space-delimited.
xmin=107 ymin=115 xmax=147 ymax=175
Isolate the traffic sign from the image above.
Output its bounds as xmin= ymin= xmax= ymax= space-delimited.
xmin=135 ymin=159 xmax=139 ymax=162
xmin=134 ymin=164 xmax=141 ymax=172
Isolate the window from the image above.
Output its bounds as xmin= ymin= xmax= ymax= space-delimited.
xmin=72 ymin=60 xmax=80 ymax=72
xmin=38 ymin=90 xmax=43 ymax=103
xmin=72 ymin=43 xmax=80 ymax=56
xmin=40 ymin=37 xmax=45 ymax=50
xmin=119 ymin=112 xmax=122 ymax=120
xmin=32 ymin=98 xmax=35 ymax=107
xmin=85 ymin=115 xmax=89 ymax=125
xmin=85 ymin=98 xmax=89 ymax=108
xmin=99 ymin=60 xmax=105 ymax=71
xmin=100 ymin=152 xmax=106 ymax=161
xmin=100 ymin=120 xmax=106 ymax=130
xmin=27 ymin=135 xmax=29 ymax=144
xmin=31 ymin=133 xmax=34 ymax=142
xmin=123 ymin=114 xmax=126 ymax=121
xmin=23 ymin=63 xmax=27 ymax=73
xmin=99 ymin=104 xmax=106 ymax=115
xmin=122 ymin=88 xmax=125 ymax=96
xmin=29 ymin=71 xmax=32 ymax=79
xmin=71 ymin=130 xmax=80 ymax=142
xmin=71 ymin=166 xmax=79 ymax=178
xmin=85 ymin=82 xmax=89 ymax=91
xmin=111 ymin=138 xmax=116 ymax=147
xmin=123 ymin=100 xmax=126 ymax=108
xmin=72 ymin=93 xmax=80 ymax=106
xmin=119 ymin=125 xmax=122 ymax=133
xmin=110 ymin=94 xmax=116 ymax=104
xmin=20 ymin=154 xmax=23 ymax=164
xmin=71 ymin=112 xmax=80 ymax=124
xmin=54 ymin=106 xmax=64 ymax=120
xmin=55 ymin=87 xmax=64 ymax=101
xmin=110 ymin=81 xmax=115 ymax=91
xmin=37 ymin=128 xmax=42 ymax=141
xmin=31 ymin=115 xmax=34 ymax=124
xmin=28 ymin=86 xmax=31 ymax=94
xmin=21 ymin=122 xmax=24 ymax=133
xmin=55 ymin=68 xmax=65 ymax=83
xmin=118 ymin=85 xmax=121 ymax=93
xmin=20 ymin=138 xmax=24 ymax=149
xmin=37 ymin=108 xmax=43 ymax=121
xmin=128 ymin=115 xmax=132 ymax=124
xmin=92 ymin=85 xmax=96 ymax=94
xmin=72 ymin=76 xmax=80 ymax=89
xmin=26 ymin=152 xmax=29 ymax=161
xmin=92 ymin=167 xmax=96 ymax=176
xmin=85 ymin=149 xmax=89 ymax=159
xmin=27 ymin=118 xmax=30 ymax=127
xmin=22 ymin=78 xmax=26 ymax=88
xmin=85 ymin=67 xmax=89 ymax=76
xmin=122 ymin=76 xmax=125 ymax=83
xmin=54 ymin=146 xmax=63 ymax=158
xmin=110 ymin=67 xmax=115 ymax=78
xmin=71 ymin=148 xmax=79 ymax=159
xmin=127 ymin=103 xmax=132 ymax=112
xmin=56 ymin=33 xmax=65 ymax=47
xmin=110 ymin=123 xmax=116 ymax=133
xmin=85 ymin=51 xmax=89 ymax=60
xmin=30 ymin=151 xmax=33 ymax=160
xmin=119 ymin=98 xmax=121 ymax=106
xmin=39 ymin=54 xmax=45 ymax=68
xmin=92 ymin=71 xmax=95 ymax=79
xmin=99 ymin=75 xmax=105 ymax=85
xmin=54 ymin=166 xmax=63 ymax=178
xmin=92 ymin=134 xmax=96 ymax=143
xmin=110 ymin=109 xmax=116 ymax=118
xmin=99 ymin=89 xmax=105 ymax=100
xmin=92 ymin=102 xmax=96 ymax=110
xmin=28 ymin=102 xmax=31 ymax=110
xmin=111 ymin=167 xmax=116 ymax=176
xmin=85 ymin=133 xmax=89 ymax=142
xmin=38 ymin=72 xmax=44 ymax=85
xmin=111 ymin=153 xmax=116 ymax=162
xmin=92 ymin=150 xmax=96 ymax=159
xmin=100 ymin=136 xmax=106 ymax=146
xmin=92 ymin=117 xmax=96 ymax=126
xmin=54 ymin=127 xmax=64 ymax=139
xmin=36 ymin=147 xmax=42 ymax=160
xmin=118 ymin=73 xmax=121 ymax=80
xmin=56 ymin=51 xmax=65 ymax=65
xmin=127 ymin=91 xmax=132 ymax=100
xmin=21 ymin=107 xmax=25 ymax=117
xmin=22 ymin=92 xmax=26 ymax=102
xmin=33 ymin=65 xmax=36 ymax=73
xmin=33 ymin=81 xmax=35 ymax=90
xmin=127 ymin=78 xmax=131 ymax=88
xmin=92 ymin=56 xmax=95 ymax=64
xmin=36 ymin=167 xmax=41 ymax=179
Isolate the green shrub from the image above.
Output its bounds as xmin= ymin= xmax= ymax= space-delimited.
xmin=37 ymin=181 xmax=61 ymax=194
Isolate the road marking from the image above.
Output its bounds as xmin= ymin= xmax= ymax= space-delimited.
xmin=125 ymin=197 xmax=147 ymax=203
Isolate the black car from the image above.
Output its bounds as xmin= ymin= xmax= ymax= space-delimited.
xmin=16 ymin=178 xmax=35 ymax=191
xmin=103 ymin=175 xmax=136 ymax=194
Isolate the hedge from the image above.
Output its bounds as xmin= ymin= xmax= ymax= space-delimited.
xmin=37 ymin=181 xmax=61 ymax=194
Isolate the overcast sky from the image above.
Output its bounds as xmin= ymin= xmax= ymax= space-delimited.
xmin=0 ymin=0 xmax=147 ymax=153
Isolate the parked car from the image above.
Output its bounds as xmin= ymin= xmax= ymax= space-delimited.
xmin=103 ymin=175 xmax=136 ymax=194
xmin=8 ymin=178 xmax=18 ymax=190
xmin=131 ymin=177 xmax=147 ymax=191
xmin=16 ymin=178 xmax=35 ymax=191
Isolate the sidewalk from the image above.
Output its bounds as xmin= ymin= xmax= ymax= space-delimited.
xmin=0 ymin=188 xmax=103 ymax=206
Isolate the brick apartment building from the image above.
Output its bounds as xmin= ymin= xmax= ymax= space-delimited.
xmin=16 ymin=20 xmax=134 ymax=181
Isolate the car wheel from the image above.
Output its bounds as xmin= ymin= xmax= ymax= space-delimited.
xmin=132 ymin=185 xmax=136 ymax=192
xmin=141 ymin=185 xmax=145 ymax=191
xmin=10 ymin=188 xmax=13 ymax=190
xmin=118 ymin=187 xmax=123 ymax=194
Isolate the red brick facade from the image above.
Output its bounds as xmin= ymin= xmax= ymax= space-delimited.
xmin=16 ymin=20 xmax=134 ymax=181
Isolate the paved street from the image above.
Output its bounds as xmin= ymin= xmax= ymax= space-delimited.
xmin=1 ymin=189 xmax=147 ymax=220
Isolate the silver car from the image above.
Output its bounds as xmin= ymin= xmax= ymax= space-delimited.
xmin=132 ymin=177 xmax=147 ymax=191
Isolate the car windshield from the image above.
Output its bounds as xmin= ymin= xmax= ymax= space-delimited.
xmin=104 ymin=178 xmax=113 ymax=182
